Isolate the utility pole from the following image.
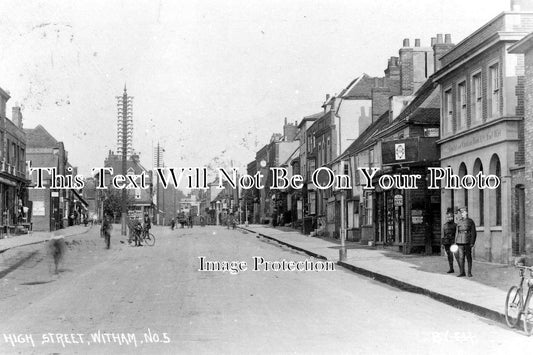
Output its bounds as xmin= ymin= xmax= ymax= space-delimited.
xmin=117 ymin=84 xmax=133 ymax=236
xmin=154 ymin=142 xmax=164 ymax=225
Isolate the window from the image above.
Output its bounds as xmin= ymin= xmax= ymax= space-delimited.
xmin=364 ymin=193 xmax=373 ymax=225
xmin=369 ymin=149 xmax=374 ymax=167
xmin=308 ymin=159 xmax=315 ymax=181
xmin=325 ymin=137 xmax=331 ymax=162
xmin=458 ymin=81 xmax=466 ymax=129
xmin=471 ymin=72 xmax=482 ymax=122
xmin=444 ymin=89 xmax=453 ymax=133
xmin=309 ymin=191 xmax=316 ymax=215
xmin=489 ymin=63 xmax=500 ymax=117
xmin=489 ymin=154 xmax=502 ymax=226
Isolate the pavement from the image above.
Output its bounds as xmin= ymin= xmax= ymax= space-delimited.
xmin=0 ymin=224 xmax=93 ymax=253
xmin=239 ymin=224 xmax=517 ymax=325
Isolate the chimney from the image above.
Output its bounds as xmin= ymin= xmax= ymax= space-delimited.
xmin=433 ymin=34 xmax=455 ymax=71
xmin=283 ymin=118 xmax=298 ymax=142
xmin=11 ymin=106 xmax=22 ymax=128
xmin=510 ymin=0 xmax=533 ymax=10
xmin=284 ymin=117 xmax=287 ymax=125
xmin=414 ymin=39 xmax=421 ymax=47
xmin=431 ymin=37 xmax=437 ymax=46
xmin=403 ymin=38 xmax=410 ymax=47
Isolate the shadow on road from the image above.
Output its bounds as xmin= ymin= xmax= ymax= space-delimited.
xmin=0 ymin=251 xmax=39 ymax=279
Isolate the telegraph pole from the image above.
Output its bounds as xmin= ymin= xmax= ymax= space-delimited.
xmin=117 ymin=85 xmax=133 ymax=235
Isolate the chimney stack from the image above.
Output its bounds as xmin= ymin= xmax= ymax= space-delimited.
xmin=403 ymin=38 xmax=410 ymax=47
xmin=11 ymin=106 xmax=22 ymax=129
xmin=431 ymin=37 xmax=437 ymax=46
xmin=414 ymin=39 xmax=421 ymax=47
xmin=433 ymin=34 xmax=455 ymax=71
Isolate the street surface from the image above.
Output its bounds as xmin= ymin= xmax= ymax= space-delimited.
xmin=0 ymin=225 xmax=531 ymax=354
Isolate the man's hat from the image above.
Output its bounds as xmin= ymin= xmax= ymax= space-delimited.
xmin=458 ymin=206 xmax=468 ymax=212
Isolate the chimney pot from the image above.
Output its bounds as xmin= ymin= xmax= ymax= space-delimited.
xmin=415 ymin=39 xmax=421 ymax=47
xmin=403 ymin=38 xmax=410 ymax=47
xmin=437 ymin=34 xmax=443 ymax=44
xmin=284 ymin=117 xmax=287 ymax=125
xmin=431 ymin=37 xmax=437 ymax=46
xmin=445 ymin=34 xmax=452 ymax=44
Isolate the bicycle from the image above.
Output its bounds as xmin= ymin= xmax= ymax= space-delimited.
xmin=504 ymin=265 xmax=533 ymax=334
xmin=139 ymin=227 xmax=156 ymax=246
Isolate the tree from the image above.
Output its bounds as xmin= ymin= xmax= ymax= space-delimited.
xmin=103 ymin=190 xmax=133 ymax=217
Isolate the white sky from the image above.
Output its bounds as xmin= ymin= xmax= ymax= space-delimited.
xmin=0 ymin=0 xmax=508 ymax=175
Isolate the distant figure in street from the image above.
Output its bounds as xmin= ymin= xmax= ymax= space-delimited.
xmin=442 ymin=209 xmax=457 ymax=274
xmin=188 ymin=215 xmax=193 ymax=229
xmin=101 ymin=213 xmax=112 ymax=249
xmin=47 ymin=232 xmax=67 ymax=274
xmin=134 ymin=219 xmax=143 ymax=247
xmin=455 ymin=207 xmax=477 ymax=277
xmin=171 ymin=218 xmax=176 ymax=230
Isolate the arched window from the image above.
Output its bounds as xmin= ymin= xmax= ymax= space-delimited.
xmin=473 ymin=159 xmax=484 ymax=226
xmin=489 ymin=154 xmax=502 ymax=226
xmin=458 ymin=163 xmax=468 ymax=210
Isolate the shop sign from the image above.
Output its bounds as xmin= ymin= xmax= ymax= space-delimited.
xmin=412 ymin=216 xmax=424 ymax=224
xmin=393 ymin=194 xmax=403 ymax=207
xmin=33 ymin=201 xmax=45 ymax=216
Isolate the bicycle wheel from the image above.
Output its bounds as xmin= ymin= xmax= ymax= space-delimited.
xmin=505 ymin=286 xmax=522 ymax=328
xmin=144 ymin=233 xmax=155 ymax=246
xmin=523 ymin=292 xmax=533 ymax=335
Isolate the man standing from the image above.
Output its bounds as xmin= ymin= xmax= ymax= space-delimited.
xmin=455 ymin=207 xmax=477 ymax=277
xmin=442 ymin=209 xmax=456 ymax=274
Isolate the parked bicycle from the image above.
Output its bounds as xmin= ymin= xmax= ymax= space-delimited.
xmin=505 ymin=264 xmax=533 ymax=335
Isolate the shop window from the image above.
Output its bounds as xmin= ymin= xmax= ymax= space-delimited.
xmin=364 ymin=193 xmax=373 ymax=226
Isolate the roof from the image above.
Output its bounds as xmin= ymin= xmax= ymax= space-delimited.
xmin=24 ymin=125 xmax=59 ymax=149
xmin=298 ymin=112 xmax=322 ymax=128
xmin=509 ymin=30 xmax=533 ymax=53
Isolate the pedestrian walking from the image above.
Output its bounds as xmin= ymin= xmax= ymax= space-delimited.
xmin=188 ymin=215 xmax=193 ymax=229
xmin=171 ymin=217 xmax=176 ymax=230
xmin=101 ymin=213 xmax=112 ymax=249
xmin=47 ymin=233 xmax=66 ymax=275
xmin=442 ymin=209 xmax=456 ymax=274
xmin=455 ymin=207 xmax=477 ymax=277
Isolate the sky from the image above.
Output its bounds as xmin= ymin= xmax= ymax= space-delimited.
xmin=0 ymin=0 xmax=508 ymax=176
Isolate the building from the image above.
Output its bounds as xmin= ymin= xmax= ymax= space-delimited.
xmin=98 ymin=151 xmax=153 ymax=221
xmin=434 ymin=3 xmax=533 ymax=263
xmin=0 ymin=92 xmax=30 ymax=235
xmin=25 ymin=125 xmax=86 ymax=231
xmin=507 ymin=28 xmax=533 ymax=256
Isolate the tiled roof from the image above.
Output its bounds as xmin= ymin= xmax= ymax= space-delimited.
xmin=24 ymin=125 xmax=59 ymax=149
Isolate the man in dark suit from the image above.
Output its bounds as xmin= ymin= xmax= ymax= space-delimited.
xmin=442 ymin=209 xmax=456 ymax=274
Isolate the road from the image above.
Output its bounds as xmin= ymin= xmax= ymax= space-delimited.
xmin=0 ymin=225 xmax=530 ymax=354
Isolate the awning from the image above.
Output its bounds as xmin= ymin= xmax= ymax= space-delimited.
xmin=0 ymin=176 xmax=18 ymax=187
xmin=71 ymin=189 xmax=89 ymax=207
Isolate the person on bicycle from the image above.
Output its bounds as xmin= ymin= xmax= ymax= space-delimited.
xmin=144 ymin=213 xmax=151 ymax=233
xmin=101 ymin=213 xmax=112 ymax=249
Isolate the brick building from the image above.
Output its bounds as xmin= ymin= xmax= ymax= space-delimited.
xmin=0 ymin=91 xmax=29 ymax=235
xmin=434 ymin=5 xmax=533 ymax=263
